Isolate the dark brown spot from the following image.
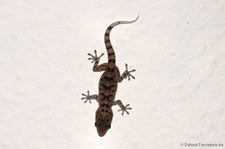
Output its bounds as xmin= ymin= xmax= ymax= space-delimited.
xmin=108 ymin=52 xmax=115 ymax=56
xmin=105 ymin=32 xmax=109 ymax=36
xmin=109 ymin=59 xmax=115 ymax=63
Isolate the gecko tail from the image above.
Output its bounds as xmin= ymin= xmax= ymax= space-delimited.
xmin=111 ymin=15 xmax=139 ymax=27
xmin=104 ymin=15 xmax=139 ymax=65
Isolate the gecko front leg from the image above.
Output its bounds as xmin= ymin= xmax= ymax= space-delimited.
xmin=113 ymin=100 xmax=132 ymax=115
xmin=88 ymin=50 xmax=107 ymax=72
xmin=81 ymin=90 xmax=99 ymax=104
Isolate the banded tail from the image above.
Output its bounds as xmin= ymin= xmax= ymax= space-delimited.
xmin=104 ymin=15 xmax=139 ymax=64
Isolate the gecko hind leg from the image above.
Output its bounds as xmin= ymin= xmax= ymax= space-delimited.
xmin=81 ymin=90 xmax=99 ymax=104
xmin=88 ymin=50 xmax=104 ymax=63
xmin=113 ymin=100 xmax=132 ymax=115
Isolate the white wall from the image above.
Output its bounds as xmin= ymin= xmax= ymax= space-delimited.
xmin=0 ymin=0 xmax=225 ymax=148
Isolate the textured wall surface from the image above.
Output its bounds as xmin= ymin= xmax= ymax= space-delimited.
xmin=0 ymin=0 xmax=225 ymax=149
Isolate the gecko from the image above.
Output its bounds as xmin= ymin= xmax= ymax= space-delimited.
xmin=81 ymin=15 xmax=139 ymax=137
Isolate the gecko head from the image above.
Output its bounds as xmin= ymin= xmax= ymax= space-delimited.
xmin=95 ymin=108 xmax=113 ymax=137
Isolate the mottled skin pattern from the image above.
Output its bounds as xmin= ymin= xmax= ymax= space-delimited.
xmin=81 ymin=16 xmax=139 ymax=137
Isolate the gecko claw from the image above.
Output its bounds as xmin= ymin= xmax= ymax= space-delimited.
xmin=122 ymin=64 xmax=136 ymax=81
xmin=118 ymin=104 xmax=132 ymax=115
xmin=81 ymin=90 xmax=92 ymax=104
xmin=88 ymin=50 xmax=104 ymax=63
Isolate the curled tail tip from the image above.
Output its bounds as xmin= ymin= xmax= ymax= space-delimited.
xmin=127 ymin=15 xmax=139 ymax=23
xmin=134 ymin=15 xmax=139 ymax=22
xmin=118 ymin=15 xmax=139 ymax=24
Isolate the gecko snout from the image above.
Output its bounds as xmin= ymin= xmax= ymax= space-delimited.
xmin=95 ymin=118 xmax=111 ymax=137
xmin=95 ymin=110 xmax=112 ymax=137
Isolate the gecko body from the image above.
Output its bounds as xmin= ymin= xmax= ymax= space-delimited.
xmin=81 ymin=16 xmax=138 ymax=137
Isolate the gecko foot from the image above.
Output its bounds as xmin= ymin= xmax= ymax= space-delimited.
xmin=122 ymin=64 xmax=136 ymax=81
xmin=88 ymin=50 xmax=104 ymax=63
xmin=81 ymin=90 xmax=92 ymax=104
xmin=118 ymin=104 xmax=132 ymax=115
